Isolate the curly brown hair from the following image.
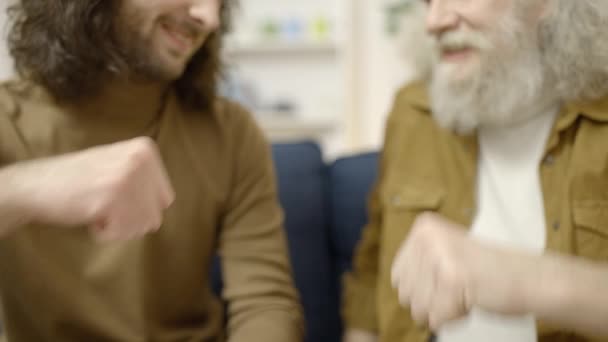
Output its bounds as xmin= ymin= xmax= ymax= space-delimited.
xmin=7 ymin=1 xmax=231 ymax=112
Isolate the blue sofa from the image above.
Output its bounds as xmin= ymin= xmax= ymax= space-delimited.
xmin=273 ymin=142 xmax=378 ymax=342
xmin=219 ymin=141 xmax=379 ymax=342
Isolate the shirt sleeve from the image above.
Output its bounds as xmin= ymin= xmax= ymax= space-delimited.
xmin=218 ymin=102 xmax=304 ymax=342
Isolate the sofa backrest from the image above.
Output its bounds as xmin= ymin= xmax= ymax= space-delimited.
xmin=211 ymin=141 xmax=380 ymax=342
xmin=271 ymin=142 xmax=341 ymax=342
xmin=328 ymin=152 xmax=379 ymax=280
xmin=273 ymin=143 xmax=380 ymax=342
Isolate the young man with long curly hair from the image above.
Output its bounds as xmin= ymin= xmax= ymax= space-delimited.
xmin=0 ymin=1 xmax=303 ymax=341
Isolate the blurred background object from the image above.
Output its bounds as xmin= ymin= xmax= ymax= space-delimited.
xmin=0 ymin=0 xmax=13 ymax=81
xmin=221 ymin=0 xmax=430 ymax=159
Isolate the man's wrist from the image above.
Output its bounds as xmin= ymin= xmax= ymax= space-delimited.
xmin=520 ymin=253 xmax=571 ymax=317
xmin=0 ymin=164 xmax=36 ymax=228
xmin=343 ymin=329 xmax=378 ymax=342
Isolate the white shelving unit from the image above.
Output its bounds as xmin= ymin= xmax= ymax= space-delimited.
xmin=257 ymin=114 xmax=338 ymax=142
xmin=222 ymin=0 xmax=355 ymax=158
xmin=225 ymin=42 xmax=339 ymax=58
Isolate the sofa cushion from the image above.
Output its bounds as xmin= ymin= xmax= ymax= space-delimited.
xmin=271 ymin=142 xmax=341 ymax=342
xmin=328 ymin=152 xmax=380 ymax=278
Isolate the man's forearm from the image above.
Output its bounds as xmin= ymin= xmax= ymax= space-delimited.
xmin=0 ymin=163 xmax=33 ymax=237
xmin=525 ymin=253 xmax=608 ymax=337
xmin=342 ymin=329 xmax=378 ymax=342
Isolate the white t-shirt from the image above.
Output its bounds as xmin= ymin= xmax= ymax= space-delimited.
xmin=439 ymin=109 xmax=557 ymax=342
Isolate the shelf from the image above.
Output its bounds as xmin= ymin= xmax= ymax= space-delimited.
xmin=256 ymin=115 xmax=338 ymax=141
xmin=224 ymin=41 xmax=338 ymax=57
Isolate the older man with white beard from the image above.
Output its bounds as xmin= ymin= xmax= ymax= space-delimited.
xmin=342 ymin=0 xmax=608 ymax=341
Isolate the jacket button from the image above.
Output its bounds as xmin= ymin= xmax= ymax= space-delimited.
xmin=553 ymin=220 xmax=561 ymax=231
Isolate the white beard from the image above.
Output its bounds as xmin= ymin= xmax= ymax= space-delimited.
xmin=429 ymin=19 xmax=553 ymax=135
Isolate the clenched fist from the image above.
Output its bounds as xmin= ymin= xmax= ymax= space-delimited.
xmin=391 ymin=212 xmax=538 ymax=331
xmin=10 ymin=137 xmax=175 ymax=242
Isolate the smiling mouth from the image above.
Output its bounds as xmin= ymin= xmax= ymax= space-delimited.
xmin=161 ymin=22 xmax=196 ymax=52
xmin=440 ymin=46 xmax=476 ymax=62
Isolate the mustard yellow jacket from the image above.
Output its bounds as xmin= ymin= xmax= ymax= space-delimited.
xmin=344 ymin=82 xmax=608 ymax=342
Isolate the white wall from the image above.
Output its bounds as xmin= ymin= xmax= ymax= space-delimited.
xmin=226 ymin=0 xmax=430 ymax=156
xmin=226 ymin=0 xmax=351 ymax=159
xmin=353 ymin=0 xmax=408 ymax=152
xmin=0 ymin=0 xmax=13 ymax=80
xmin=349 ymin=0 xmax=429 ymax=153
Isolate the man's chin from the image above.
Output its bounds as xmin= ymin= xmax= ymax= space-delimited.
xmin=142 ymin=61 xmax=186 ymax=83
xmin=436 ymin=62 xmax=479 ymax=87
xmin=158 ymin=58 xmax=188 ymax=81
